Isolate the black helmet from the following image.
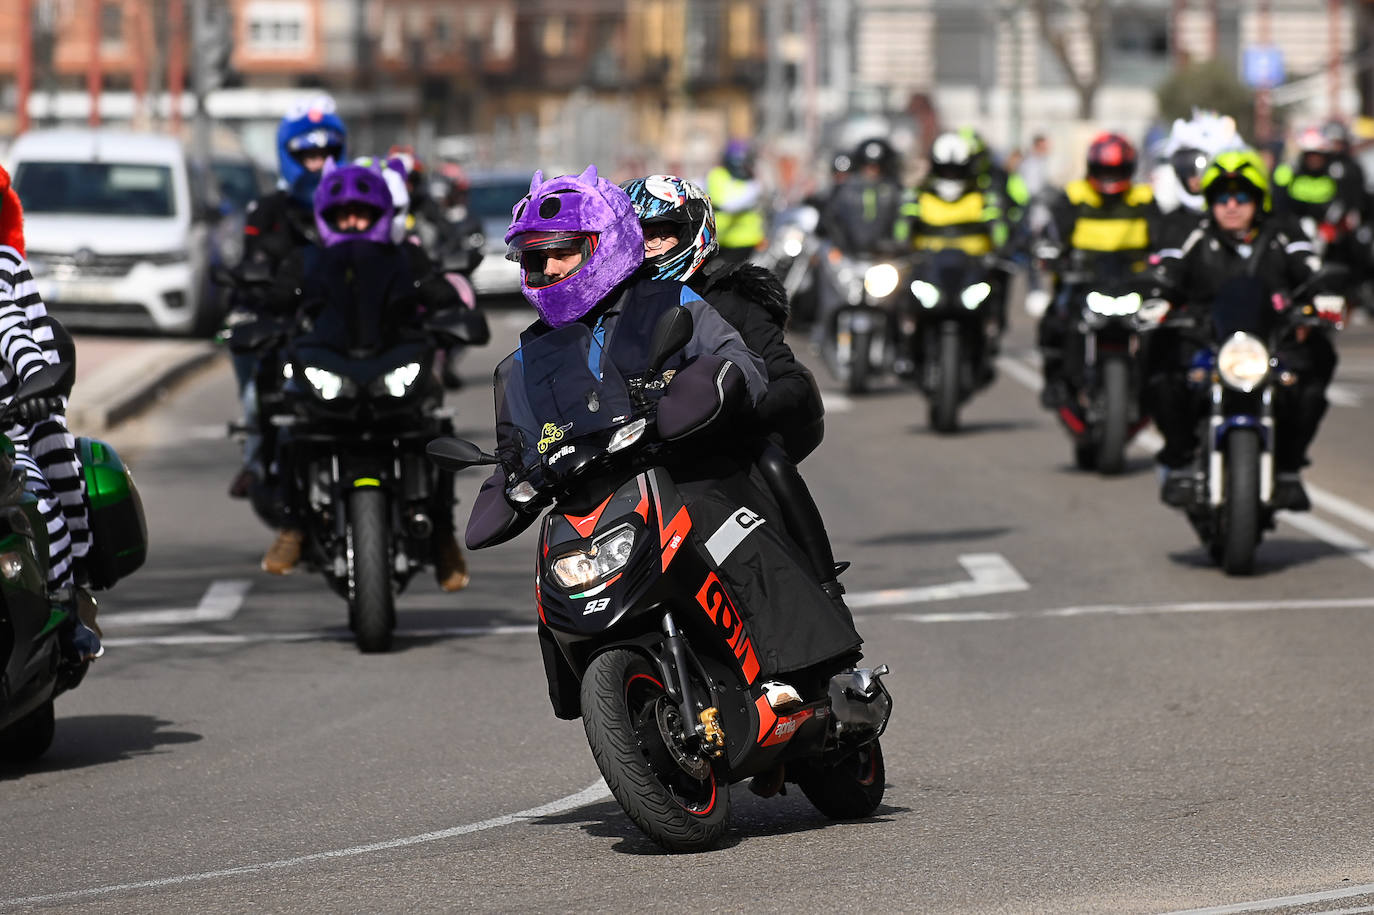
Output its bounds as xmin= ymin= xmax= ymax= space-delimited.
xmin=852 ymin=137 xmax=899 ymax=179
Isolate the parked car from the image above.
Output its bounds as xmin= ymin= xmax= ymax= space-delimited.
xmin=464 ymin=171 xmax=532 ymax=299
xmin=8 ymin=128 xmax=223 ymax=336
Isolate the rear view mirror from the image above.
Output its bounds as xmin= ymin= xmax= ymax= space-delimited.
xmin=427 ymin=437 xmax=499 ymax=471
xmin=647 ymin=306 xmax=694 ymax=377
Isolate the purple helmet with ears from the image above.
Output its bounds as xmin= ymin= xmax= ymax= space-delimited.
xmin=313 ymin=158 xmax=402 ymax=246
xmin=503 ymin=164 xmax=645 ymax=327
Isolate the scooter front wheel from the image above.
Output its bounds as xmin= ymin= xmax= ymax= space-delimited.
xmin=581 ymin=649 xmax=729 ymax=852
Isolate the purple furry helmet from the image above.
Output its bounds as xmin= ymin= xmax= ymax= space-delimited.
xmin=503 ymin=164 xmax=645 ymax=327
xmin=313 ymin=158 xmax=402 ymax=246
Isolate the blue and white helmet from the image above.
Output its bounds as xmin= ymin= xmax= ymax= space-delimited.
xmin=619 ymin=174 xmax=718 ymax=282
xmin=276 ymin=95 xmax=348 ymax=192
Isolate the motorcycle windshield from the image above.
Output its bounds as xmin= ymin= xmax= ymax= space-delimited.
xmin=1210 ymin=275 xmax=1276 ymax=339
xmin=493 ymin=323 xmax=635 ymax=476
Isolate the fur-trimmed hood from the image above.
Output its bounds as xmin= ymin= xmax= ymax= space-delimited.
xmin=698 ymin=258 xmax=789 ymax=324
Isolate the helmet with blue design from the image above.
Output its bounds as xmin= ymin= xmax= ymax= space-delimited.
xmin=277 ymin=95 xmax=347 ymax=202
xmin=619 ymin=174 xmax=717 ymax=282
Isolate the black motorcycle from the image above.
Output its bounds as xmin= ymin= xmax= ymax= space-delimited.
xmin=1054 ymin=269 xmax=1150 ymax=473
xmin=225 ymin=299 xmax=483 ymax=652
xmin=429 ymin=308 xmax=892 ymax=852
xmin=903 ymin=249 xmax=1005 ymax=432
xmin=1 ymin=363 xmax=147 ymax=762
xmin=1143 ymin=273 xmax=1343 ymax=575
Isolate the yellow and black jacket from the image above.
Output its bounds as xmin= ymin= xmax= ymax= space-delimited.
xmin=1048 ymin=179 xmax=1159 ymax=269
xmin=895 ymin=184 xmax=1008 ymax=257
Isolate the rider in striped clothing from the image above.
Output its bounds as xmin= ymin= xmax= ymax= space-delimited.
xmin=0 ymin=165 xmax=99 ymax=662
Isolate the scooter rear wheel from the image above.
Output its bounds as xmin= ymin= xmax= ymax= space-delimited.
xmin=581 ymin=649 xmax=729 ymax=852
xmin=796 ymin=738 xmax=886 ymax=819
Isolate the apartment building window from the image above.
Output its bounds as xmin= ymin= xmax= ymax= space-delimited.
xmin=245 ymin=1 xmax=311 ymax=55
xmin=935 ymin=9 xmax=991 ymax=85
xmin=1104 ymin=6 xmax=1170 ymax=85
xmin=100 ymin=2 xmax=123 ymax=49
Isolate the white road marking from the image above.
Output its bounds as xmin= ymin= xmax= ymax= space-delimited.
xmin=847 ymin=554 xmax=1029 ymax=609
xmin=1327 ymin=382 xmax=1363 ymax=407
xmin=900 ymin=595 xmax=1374 ymax=624
xmin=104 ymin=594 xmax=1374 ymax=648
xmin=100 ymin=580 xmax=253 ymax=627
xmin=820 ymin=391 xmax=853 ymax=413
xmin=0 ymin=780 xmax=611 ymax=910
xmin=994 ymin=355 xmax=1044 ymax=391
xmin=188 ymin=423 xmax=232 ymax=440
xmin=1161 ymin=882 xmax=1374 ymax=915
xmin=103 ymin=623 xmax=540 ymax=648
xmin=1004 ymin=355 xmax=1374 ymax=572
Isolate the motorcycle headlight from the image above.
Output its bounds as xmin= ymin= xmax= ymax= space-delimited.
xmin=303 ymin=366 xmax=351 ymax=401
xmin=863 ymin=263 xmax=900 ymax=299
xmin=910 ymin=279 xmax=940 ymax=308
xmin=1086 ymin=291 xmax=1142 ymax=316
xmin=380 ymin=362 xmax=423 ymax=397
xmin=782 ymin=228 xmax=805 ymax=258
xmin=1217 ymin=332 xmax=1270 ymax=392
xmin=961 ymin=282 xmax=992 ymax=309
xmin=550 ymin=524 xmax=637 ymax=590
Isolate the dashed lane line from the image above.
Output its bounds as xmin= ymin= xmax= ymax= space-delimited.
xmin=0 ymin=780 xmax=611 ymax=910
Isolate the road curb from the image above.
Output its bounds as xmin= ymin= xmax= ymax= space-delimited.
xmin=67 ymin=343 xmax=224 ymax=433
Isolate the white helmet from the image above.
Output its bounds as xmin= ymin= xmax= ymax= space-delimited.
xmin=1153 ymin=109 xmax=1247 ymax=213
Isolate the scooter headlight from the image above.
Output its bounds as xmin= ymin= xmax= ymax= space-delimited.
xmin=863 ymin=263 xmax=900 ymax=299
xmin=303 ymin=366 xmax=352 ymax=401
xmin=1217 ymin=332 xmax=1270 ymax=392
xmin=550 ymin=524 xmax=637 ymax=590
xmin=910 ymin=279 xmax=940 ymax=308
xmin=961 ymin=282 xmax=992 ymax=309
xmin=379 ymin=362 xmax=423 ymax=397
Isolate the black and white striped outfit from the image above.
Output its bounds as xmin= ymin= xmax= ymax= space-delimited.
xmin=0 ymin=244 xmax=86 ymax=589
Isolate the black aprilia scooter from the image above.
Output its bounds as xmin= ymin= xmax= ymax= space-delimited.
xmin=430 ymin=308 xmax=892 ymax=852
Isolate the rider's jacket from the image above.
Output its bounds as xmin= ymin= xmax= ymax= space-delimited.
xmin=241 ymin=190 xmax=322 ymax=316
xmin=895 ymin=184 xmax=1006 ymax=255
xmin=979 ymin=165 xmax=1030 ymax=226
xmin=1048 ymin=179 xmax=1159 ymax=266
xmin=1274 ymin=155 xmax=1370 ymax=223
xmin=1149 ymin=212 xmax=1316 ymax=311
xmin=296 ymin=240 xmax=461 ymax=353
xmin=689 ymin=258 xmax=825 ymax=462
xmin=706 ymin=166 xmax=766 ymax=251
xmin=820 ymin=177 xmax=904 ymax=255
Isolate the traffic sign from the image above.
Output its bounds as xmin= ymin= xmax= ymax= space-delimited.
xmin=1242 ymin=45 xmax=1285 ymax=90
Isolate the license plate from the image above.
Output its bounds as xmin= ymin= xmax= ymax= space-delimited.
xmin=43 ymin=280 xmax=118 ymax=304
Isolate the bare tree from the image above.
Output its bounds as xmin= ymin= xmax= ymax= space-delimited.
xmin=1030 ymin=0 xmax=1107 ymax=120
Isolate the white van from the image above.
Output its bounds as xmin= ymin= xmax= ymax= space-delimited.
xmin=8 ymin=129 xmax=219 ymax=335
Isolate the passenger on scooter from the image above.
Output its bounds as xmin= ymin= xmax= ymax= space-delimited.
xmin=228 ymin=96 xmax=348 ymax=500
xmin=1145 ymin=149 xmax=1332 ymax=512
xmin=468 ymin=165 xmax=862 ymax=710
xmin=260 ymin=158 xmax=472 ymax=592
xmin=0 ymin=166 xmax=99 ymax=662
xmin=620 ymin=174 xmax=847 ymax=607
xmin=1037 ymin=132 xmax=1161 ymax=409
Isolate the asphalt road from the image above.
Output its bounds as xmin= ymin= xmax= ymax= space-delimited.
xmin=3 ymin=309 xmax=1373 ymax=914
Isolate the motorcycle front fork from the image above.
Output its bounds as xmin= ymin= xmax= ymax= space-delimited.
xmin=658 ymin=612 xmax=726 ymax=757
xmin=1204 ymin=384 xmax=1274 ymax=506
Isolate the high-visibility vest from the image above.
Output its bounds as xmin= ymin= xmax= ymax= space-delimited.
xmin=1064 ymin=179 xmax=1153 ymax=255
xmin=899 ymin=189 xmax=1000 ymax=255
xmin=706 ymin=166 xmax=766 ymax=250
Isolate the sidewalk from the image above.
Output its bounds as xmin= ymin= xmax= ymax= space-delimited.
xmin=65 ymin=335 xmax=223 ymax=436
